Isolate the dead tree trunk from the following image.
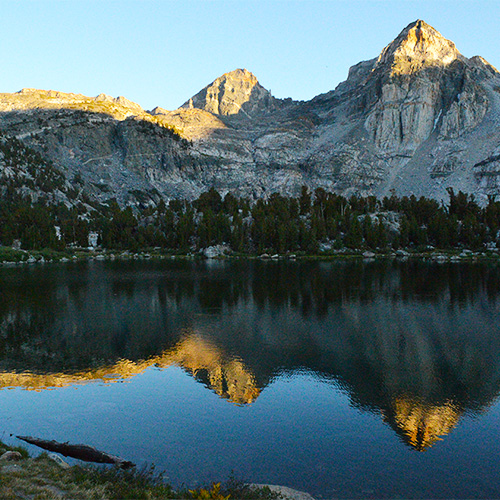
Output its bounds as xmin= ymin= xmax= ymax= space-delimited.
xmin=16 ymin=435 xmax=135 ymax=469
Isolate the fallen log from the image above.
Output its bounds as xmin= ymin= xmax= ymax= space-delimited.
xmin=16 ymin=435 xmax=135 ymax=469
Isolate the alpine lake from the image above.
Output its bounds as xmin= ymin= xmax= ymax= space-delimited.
xmin=1 ymin=258 xmax=500 ymax=499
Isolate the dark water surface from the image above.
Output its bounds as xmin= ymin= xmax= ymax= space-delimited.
xmin=1 ymin=259 xmax=500 ymax=498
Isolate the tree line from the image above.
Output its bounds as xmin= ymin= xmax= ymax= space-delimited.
xmin=1 ymin=185 xmax=500 ymax=254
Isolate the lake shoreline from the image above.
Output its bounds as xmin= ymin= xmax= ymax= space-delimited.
xmin=1 ymin=245 xmax=500 ymax=266
xmin=0 ymin=440 xmax=290 ymax=500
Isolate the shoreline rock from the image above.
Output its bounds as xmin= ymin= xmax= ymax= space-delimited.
xmin=250 ymin=483 xmax=316 ymax=500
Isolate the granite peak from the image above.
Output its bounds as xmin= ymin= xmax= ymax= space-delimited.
xmin=376 ymin=19 xmax=462 ymax=75
xmin=181 ymin=68 xmax=279 ymax=118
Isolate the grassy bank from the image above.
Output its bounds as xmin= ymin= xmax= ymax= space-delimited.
xmin=0 ymin=442 xmax=281 ymax=500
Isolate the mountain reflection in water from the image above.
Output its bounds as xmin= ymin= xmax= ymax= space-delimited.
xmin=1 ymin=259 xmax=500 ymax=451
xmin=0 ymin=332 xmax=260 ymax=404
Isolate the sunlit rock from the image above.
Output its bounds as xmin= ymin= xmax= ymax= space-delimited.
xmin=181 ymin=68 xmax=279 ymax=118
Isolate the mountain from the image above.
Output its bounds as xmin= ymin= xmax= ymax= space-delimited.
xmin=0 ymin=20 xmax=499 ymax=205
xmin=300 ymin=19 xmax=500 ymax=200
xmin=180 ymin=68 xmax=281 ymax=118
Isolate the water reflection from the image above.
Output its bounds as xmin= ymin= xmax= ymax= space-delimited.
xmin=384 ymin=398 xmax=461 ymax=451
xmin=0 ymin=331 xmax=259 ymax=404
xmin=1 ymin=260 xmax=500 ymax=450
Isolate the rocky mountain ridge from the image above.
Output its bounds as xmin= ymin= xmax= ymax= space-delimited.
xmin=1 ymin=19 xmax=500 ymax=206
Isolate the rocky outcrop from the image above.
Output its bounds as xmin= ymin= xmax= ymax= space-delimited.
xmin=0 ymin=88 xmax=145 ymax=120
xmin=151 ymin=106 xmax=227 ymax=139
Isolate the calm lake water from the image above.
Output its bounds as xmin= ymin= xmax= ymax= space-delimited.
xmin=1 ymin=259 xmax=500 ymax=498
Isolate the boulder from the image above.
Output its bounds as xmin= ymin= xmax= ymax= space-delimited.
xmin=0 ymin=451 xmax=22 ymax=461
xmin=203 ymin=245 xmax=229 ymax=259
xmin=48 ymin=453 xmax=71 ymax=469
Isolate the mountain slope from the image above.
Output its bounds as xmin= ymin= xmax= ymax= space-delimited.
xmin=167 ymin=20 xmax=500 ymax=201
xmin=298 ymin=19 xmax=500 ymax=199
xmin=0 ymin=20 xmax=499 ymax=203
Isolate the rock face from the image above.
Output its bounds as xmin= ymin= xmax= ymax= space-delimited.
xmin=0 ymin=20 xmax=500 ymax=204
xmin=181 ymin=68 xmax=280 ymax=118
xmin=298 ymin=20 xmax=499 ymax=201
xmin=378 ymin=20 xmax=462 ymax=74
xmin=363 ymin=21 xmax=489 ymax=153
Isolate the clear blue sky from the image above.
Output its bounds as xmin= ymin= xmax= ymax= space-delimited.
xmin=2 ymin=0 xmax=499 ymax=111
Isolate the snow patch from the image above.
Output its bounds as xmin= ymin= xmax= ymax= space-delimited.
xmin=433 ymin=109 xmax=442 ymax=131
